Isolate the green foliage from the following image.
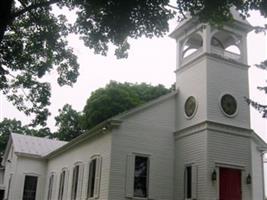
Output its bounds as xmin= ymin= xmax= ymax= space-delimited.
xmin=0 ymin=118 xmax=51 ymax=154
xmin=81 ymin=81 xmax=172 ymax=130
xmin=0 ymin=0 xmax=267 ymax=125
xmin=0 ymin=0 xmax=79 ymax=126
xmin=53 ymin=104 xmax=83 ymax=141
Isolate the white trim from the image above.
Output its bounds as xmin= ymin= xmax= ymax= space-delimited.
xmin=184 ymin=96 xmax=198 ymax=120
xmin=87 ymin=155 xmax=102 ymax=200
xmin=22 ymin=174 xmax=39 ymax=200
xmin=215 ymin=162 xmax=245 ymax=170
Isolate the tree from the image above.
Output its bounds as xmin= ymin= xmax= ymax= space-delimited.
xmin=245 ymin=60 xmax=267 ymax=118
xmin=81 ymin=81 xmax=172 ymax=130
xmin=53 ymin=104 xmax=83 ymax=141
xmin=0 ymin=118 xmax=51 ymax=154
xmin=1 ymin=0 xmax=266 ymax=126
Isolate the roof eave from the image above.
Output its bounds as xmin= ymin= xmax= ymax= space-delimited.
xmin=252 ymin=131 xmax=267 ymax=150
xmin=114 ymin=90 xmax=178 ymax=120
xmin=15 ymin=152 xmax=43 ymax=159
xmin=44 ymin=91 xmax=178 ymax=159
xmin=45 ymin=119 xmax=122 ymax=159
xmin=1 ymin=135 xmax=12 ymax=166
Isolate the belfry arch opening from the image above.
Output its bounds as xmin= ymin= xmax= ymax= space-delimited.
xmin=211 ymin=31 xmax=241 ymax=60
xmin=182 ymin=33 xmax=203 ymax=59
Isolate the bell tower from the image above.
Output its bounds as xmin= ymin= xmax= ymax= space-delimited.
xmin=170 ymin=9 xmax=253 ymax=130
xmin=170 ymin=9 xmax=266 ymax=200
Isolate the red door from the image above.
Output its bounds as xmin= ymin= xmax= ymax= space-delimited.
xmin=219 ymin=167 xmax=241 ymax=200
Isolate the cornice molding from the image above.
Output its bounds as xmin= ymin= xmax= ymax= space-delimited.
xmin=175 ymin=53 xmax=249 ymax=75
xmin=174 ymin=120 xmax=252 ymax=140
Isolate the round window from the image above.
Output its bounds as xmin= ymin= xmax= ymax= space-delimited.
xmin=184 ymin=96 xmax=197 ymax=118
xmin=220 ymin=94 xmax=238 ymax=117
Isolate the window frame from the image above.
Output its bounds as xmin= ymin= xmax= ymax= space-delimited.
xmin=184 ymin=164 xmax=197 ymax=200
xmin=71 ymin=164 xmax=80 ymax=200
xmin=87 ymin=155 xmax=102 ymax=200
xmin=133 ymin=154 xmax=150 ymax=199
xmin=58 ymin=169 xmax=67 ymax=200
xmin=71 ymin=162 xmax=84 ymax=200
xmin=47 ymin=173 xmax=55 ymax=200
xmin=22 ymin=174 xmax=38 ymax=200
xmin=185 ymin=166 xmax=192 ymax=199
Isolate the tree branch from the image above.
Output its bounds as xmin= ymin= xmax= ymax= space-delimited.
xmin=11 ymin=0 xmax=60 ymax=19
xmin=167 ymin=4 xmax=179 ymax=10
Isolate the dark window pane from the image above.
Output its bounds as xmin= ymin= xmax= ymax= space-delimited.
xmin=71 ymin=166 xmax=79 ymax=200
xmin=58 ymin=171 xmax=66 ymax=200
xmin=23 ymin=176 xmax=38 ymax=200
xmin=134 ymin=156 xmax=148 ymax=198
xmin=186 ymin=166 xmax=192 ymax=198
xmin=47 ymin=175 xmax=54 ymax=200
xmin=87 ymin=159 xmax=97 ymax=198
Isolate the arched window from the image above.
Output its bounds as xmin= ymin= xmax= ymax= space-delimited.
xmin=87 ymin=155 xmax=102 ymax=199
xmin=71 ymin=162 xmax=84 ymax=200
xmin=58 ymin=168 xmax=68 ymax=200
xmin=182 ymin=33 xmax=203 ymax=59
xmin=47 ymin=174 xmax=54 ymax=200
xmin=211 ymin=31 xmax=241 ymax=60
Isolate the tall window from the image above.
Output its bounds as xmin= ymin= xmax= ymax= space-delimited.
xmin=47 ymin=174 xmax=54 ymax=200
xmin=71 ymin=165 xmax=79 ymax=200
xmin=185 ymin=166 xmax=192 ymax=199
xmin=87 ymin=158 xmax=97 ymax=198
xmin=23 ymin=175 xmax=38 ymax=200
xmin=87 ymin=156 xmax=102 ymax=199
xmin=58 ymin=170 xmax=66 ymax=200
xmin=185 ymin=165 xmax=197 ymax=199
xmin=134 ymin=156 xmax=149 ymax=198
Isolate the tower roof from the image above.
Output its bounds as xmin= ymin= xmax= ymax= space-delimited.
xmin=169 ymin=8 xmax=253 ymax=39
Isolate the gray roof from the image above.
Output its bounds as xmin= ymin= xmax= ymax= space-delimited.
xmin=11 ymin=133 xmax=67 ymax=157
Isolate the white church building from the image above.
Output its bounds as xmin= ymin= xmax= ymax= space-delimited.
xmin=1 ymin=9 xmax=267 ymax=200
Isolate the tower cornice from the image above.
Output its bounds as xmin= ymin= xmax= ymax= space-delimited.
xmin=174 ymin=120 xmax=253 ymax=140
xmin=175 ymin=52 xmax=250 ymax=75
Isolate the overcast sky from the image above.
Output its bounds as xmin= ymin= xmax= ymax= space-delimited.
xmin=0 ymin=10 xmax=266 ymax=141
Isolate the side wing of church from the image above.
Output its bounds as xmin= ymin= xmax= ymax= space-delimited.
xmin=1 ymin=8 xmax=267 ymax=200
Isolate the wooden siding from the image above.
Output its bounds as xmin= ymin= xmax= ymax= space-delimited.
xmin=175 ymin=130 xmax=208 ymax=200
xmin=251 ymin=140 xmax=265 ymax=199
xmin=15 ymin=157 xmax=47 ymax=200
xmin=207 ymin=130 xmax=252 ymax=199
xmin=46 ymin=133 xmax=112 ymax=200
xmin=175 ymin=56 xmax=208 ymax=131
xmin=206 ymin=57 xmax=250 ymax=129
xmin=109 ymin=96 xmax=176 ymax=200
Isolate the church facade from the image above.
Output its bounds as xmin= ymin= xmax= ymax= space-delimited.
xmin=2 ymin=9 xmax=267 ymax=200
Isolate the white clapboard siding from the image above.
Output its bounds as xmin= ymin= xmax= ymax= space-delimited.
xmin=46 ymin=133 xmax=112 ymax=200
xmin=109 ymin=96 xmax=176 ymax=200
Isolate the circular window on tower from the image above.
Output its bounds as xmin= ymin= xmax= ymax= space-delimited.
xmin=219 ymin=94 xmax=238 ymax=117
xmin=184 ymin=96 xmax=197 ymax=119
